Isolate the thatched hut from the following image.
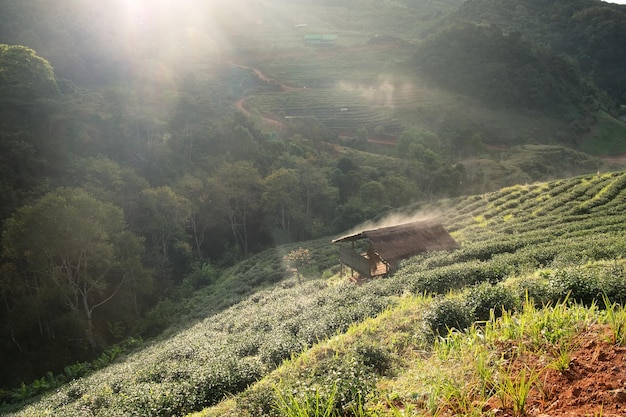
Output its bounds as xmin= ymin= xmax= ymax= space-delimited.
xmin=332 ymin=219 xmax=459 ymax=280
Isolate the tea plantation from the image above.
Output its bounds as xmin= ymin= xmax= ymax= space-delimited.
xmin=5 ymin=171 xmax=626 ymax=416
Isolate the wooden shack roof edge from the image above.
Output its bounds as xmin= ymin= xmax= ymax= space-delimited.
xmin=332 ymin=219 xmax=440 ymax=243
xmin=332 ymin=219 xmax=459 ymax=265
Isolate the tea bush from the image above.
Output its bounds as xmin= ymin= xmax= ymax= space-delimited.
xmin=465 ymin=282 xmax=518 ymax=321
xmin=504 ymin=274 xmax=552 ymax=306
xmin=283 ymin=349 xmax=379 ymax=415
xmin=237 ymin=382 xmax=278 ymax=417
xmin=422 ymin=297 xmax=471 ymax=339
xmin=576 ymin=173 xmax=626 ymax=214
xmin=238 ymin=345 xmax=385 ymax=417
xmin=599 ymin=262 xmax=626 ymax=304
xmin=353 ymin=342 xmax=393 ymax=376
xmin=547 ymin=262 xmax=626 ymax=306
xmin=400 ymin=259 xmax=512 ymax=295
xmin=259 ymin=330 xmax=302 ymax=367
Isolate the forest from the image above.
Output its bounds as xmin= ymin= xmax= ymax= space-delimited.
xmin=1 ymin=0 xmax=626 ymax=406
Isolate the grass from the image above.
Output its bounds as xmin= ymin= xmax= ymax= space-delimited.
xmin=494 ymin=361 xmax=541 ymax=417
xmin=274 ymin=385 xmax=338 ymax=417
xmin=196 ymin=290 xmax=626 ymax=416
xmin=602 ymin=293 xmax=626 ymax=346
xmin=549 ymin=342 xmax=574 ymax=372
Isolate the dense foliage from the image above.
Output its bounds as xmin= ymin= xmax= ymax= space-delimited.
xmin=412 ymin=24 xmax=597 ymax=119
xmin=4 ymin=171 xmax=626 ymax=416
xmin=1 ymin=0 xmax=626 ymax=397
xmin=452 ymin=0 xmax=626 ymax=103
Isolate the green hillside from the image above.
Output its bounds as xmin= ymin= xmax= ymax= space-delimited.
xmin=4 ymin=0 xmax=626 ymax=411
xmin=451 ymin=0 xmax=626 ymax=104
xmin=222 ymin=0 xmax=626 ymax=154
xmin=5 ymin=171 xmax=626 ymax=416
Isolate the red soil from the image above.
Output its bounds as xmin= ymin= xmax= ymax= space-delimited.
xmin=234 ymin=95 xmax=284 ymax=129
xmin=481 ymin=325 xmax=626 ymax=417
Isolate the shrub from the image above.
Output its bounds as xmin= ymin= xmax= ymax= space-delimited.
xmin=353 ymin=342 xmax=393 ymax=376
xmin=545 ymin=262 xmax=626 ymax=307
xmin=422 ymin=297 xmax=471 ymax=339
xmin=547 ymin=268 xmax=599 ymax=306
xmin=599 ymin=262 xmax=626 ymax=304
xmin=465 ymin=282 xmax=518 ymax=321
xmin=405 ymin=260 xmax=513 ymax=295
xmin=505 ymin=274 xmax=552 ymax=307
xmin=184 ymin=262 xmax=220 ymax=289
xmin=305 ymin=352 xmax=377 ymax=414
xmin=259 ymin=331 xmax=302 ymax=367
xmin=237 ymin=383 xmax=279 ymax=417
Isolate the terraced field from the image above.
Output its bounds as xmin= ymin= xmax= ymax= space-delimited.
xmin=246 ymin=89 xmax=405 ymax=138
xmin=215 ymin=39 xmax=422 ymax=138
xmin=7 ymin=171 xmax=626 ymax=417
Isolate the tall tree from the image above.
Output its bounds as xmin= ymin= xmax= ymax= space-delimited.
xmin=76 ymin=156 xmax=150 ymax=229
xmin=0 ymin=44 xmax=63 ymax=218
xmin=2 ymin=188 xmax=147 ymax=350
xmin=135 ymin=186 xmax=192 ymax=285
xmin=211 ymin=161 xmax=263 ymax=257
xmin=175 ymin=175 xmax=220 ymax=260
xmin=263 ymin=168 xmax=301 ymax=240
xmin=0 ymin=44 xmax=59 ymax=104
xmin=297 ymin=161 xmax=338 ymax=237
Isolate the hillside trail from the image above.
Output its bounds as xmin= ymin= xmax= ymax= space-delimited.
xmin=228 ymin=45 xmax=400 ymax=145
xmin=600 ymin=153 xmax=626 ymax=165
xmin=230 ymin=62 xmax=306 ymax=130
xmin=234 ymin=95 xmax=285 ymax=129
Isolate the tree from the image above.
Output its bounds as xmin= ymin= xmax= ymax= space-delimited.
xmin=175 ymin=175 xmax=221 ymax=259
xmin=2 ymin=188 xmax=147 ymax=350
xmin=355 ymin=127 xmax=368 ymax=149
xmin=211 ymin=161 xmax=263 ymax=257
xmin=76 ymin=156 xmax=150 ymax=229
xmin=0 ymin=45 xmax=63 ymax=218
xmin=168 ymin=94 xmax=216 ymax=171
xmin=283 ymin=247 xmax=311 ymax=283
xmin=229 ymin=124 xmax=259 ymax=159
xmin=136 ymin=186 xmax=191 ymax=285
xmin=263 ymin=168 xmax=301 ymax=239
xmin=0 ymin=44 xmax=59 ymax=104
xmin=396 ymin=129 xmax=422 ymax=158
xmin=297 ymin=161 xmax=338 ymax=237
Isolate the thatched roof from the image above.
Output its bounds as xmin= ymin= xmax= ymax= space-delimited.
xmin=332 ymin=219 xmax=459 ymax=266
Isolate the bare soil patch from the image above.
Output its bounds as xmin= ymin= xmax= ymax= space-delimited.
xmin=484 ymin=326 xmax=626 ymax=417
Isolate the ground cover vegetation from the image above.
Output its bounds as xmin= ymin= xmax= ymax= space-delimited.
xmin=2 ymin=0 xmax=626 ymax=409
xmin=4 ymin=171 xmax=626 ymax=416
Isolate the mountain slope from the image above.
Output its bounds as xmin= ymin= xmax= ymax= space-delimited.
xmin=411 ymin=23 xmax=597 ymax=117
xmin=450 ymin=0 xmax=626 ymax=104
xmin=6 ymin=170 xmax=626 ymax=416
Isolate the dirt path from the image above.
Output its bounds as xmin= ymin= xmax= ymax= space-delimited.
xmin=600 ymin=153 xmax=626 ymax=165
xmin=230 ymin=62 xmax=303 ymax=93
xmin=235 ymin=95 xmax=285 ymax=130
xmin=230 ymin=52 xmax=399 ymax=144
xmin=368 ymin=137 xmax=397 ymax=146
xmin=231 ymin=62 xmax=312 ymax=131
